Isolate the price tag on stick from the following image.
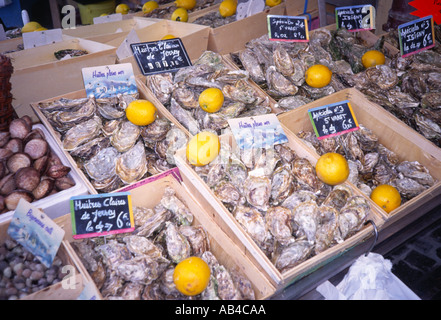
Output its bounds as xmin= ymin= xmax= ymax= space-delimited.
xmin=308 ymin=100 xmax=359 ymax=140
xmin=70 ymin=192 xmax=134 ymax=240
xmin=398 ymin=15 xmax=435 ymax=58
xmin=335 ymin=5 xmax=376 ymax=32
xmin=267 ymin=15 xmax=309 ymax=42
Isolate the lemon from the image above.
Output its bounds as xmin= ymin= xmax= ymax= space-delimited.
xmin=370 ymin=184 xmax=401 ymax=214
xmin=125 ymin=99 xmax=157 ymax=126
xmin=161 ymin=34 xmax=176 ymax=40
xmin=21 ymin=21 xmax=42 ymax=33
xmin=315 ymin=152 xmax=349 ymax=186
xmin=175 ymin=0 xmax=196 ymax=10
xmin=186 ymin=131 xmax=220 ymax=166
xmin=115 ymin=3 xmax=130 ymax=14
xmin=173 ymin=256 xmax=211 ymax=296
xmin=266 ymin=0 xmax=281 ymax=7
xmin=219 ymin=0 xmax=237 ymax=18
xmin=198 ymin=88 xmax=224 ymax=113
xmin=171 ymin=7 xmax=188 ymax=22
xmin=142 ymin=1 xmax=159 ymax=14
xmin=35 ymin=27 xmax=48 ymax=32
xmin=305 ymin=64 xmax=332 ymax=88
xmin=361 ymin=50 xmax=386 ymax=69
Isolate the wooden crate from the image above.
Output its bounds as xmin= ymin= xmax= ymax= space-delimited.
xmin=277 ymin=88 xmax=441 ymax=223
xmin=174 ymin=127 xmax=385 ymax=289
xmin=6 ymin=38 xmax=117 ymax=123
xmin=30 ymin=75 xmax=189 ymax=195
xmin=0 ymin=218 xmax=84 ymax=300
xmin=62 ymin=17 xmax=158 ymax=45
xmin=188 ymin=2 xmax=286 ymax=55
xmin=109 ymin=19 xmax=210 ymax=75
xmin=285 ymin=0 xmax=319 ymax=19
xmin=54 ymin=171 xmax=276 ymax=300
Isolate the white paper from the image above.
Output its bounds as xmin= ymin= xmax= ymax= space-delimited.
xmin=236 ymin=0 xmax=265 ymax=21
xmin=116 ymin=28 xmax=140 ymax=60
xmin=93 ymin=13 xmax=123 ymax=24
xmin=22 ymin=28 xmax=63 ymax=49
xmin=0 ymin=24 xmax=6 ymax=41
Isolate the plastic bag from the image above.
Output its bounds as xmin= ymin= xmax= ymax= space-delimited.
xmin=316 ymin=252 xmax=420 ymax=300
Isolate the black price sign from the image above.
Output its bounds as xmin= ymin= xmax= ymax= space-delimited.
xmin=398 ymin=15 xmax=435 ymax=58
xmin=267 ymin=15 xmax=309 ymax=42
xmin=308 ymin=100 xmax=359 ymax=140
xmin=70 ymin=192 xmax=134 ymax=240
xmin=130 ymin=38 xmax=192 ymax=76
xmin=335 ymin=4 xmax=375 ymax=32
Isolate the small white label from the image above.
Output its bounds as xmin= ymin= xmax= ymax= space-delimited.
xmin=236 ymin=0 xmax=265 ymax=21
xmin=116 ymin=28 xmax=140 ymax=60
xmin=93 ymin=13 xmax=123 ymax=24
xmin=22 ymin=28 xmax=63 ymax=49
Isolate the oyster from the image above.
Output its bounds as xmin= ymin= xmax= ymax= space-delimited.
xmin=52 ymin=98 xmax=96 ymax=131
xmin=243 ymin=175 xmax=271 ymax=211
xmin=272 ymin=240 xmax=313 ymax=273
xmin=140 ymin=118 xmax=171 ymax=144
xmin=265 ymin=66 xmax=298 ymax=97
xmin=315 ymin=205 xmax=339 ymax=254
xmin=62 ymin=116 xmax=102 ymax=151
xmin=214 ymin=265 xmax=242 ymax=300
xmin=179 ymin=225 xmax=210 ymax=257
xmin=292 ymin=201 xmax=320 ymax=243
xmin=292 ymin=158 xmax=322 ymax=192
xmin=123 ymin=235 xmax=164 ymax=259
xmin=115 ymin=141 xmax=148 ymax=184
xmin=270 ymin=163 xmax=294 ymax=205
xmin=169 ymin=98 xmax=200 ymax=135
xmin=396 ymin=161 xmax=435 ymax=187
xmin=238 ymin=49 xmax=265 ymax=83
xmin=84 ymin=147 xmax=118 ymax=183
xmin=160 ymin=187 xmax=193 ymax=225
xmin=265 ymin=206 xmax=294 ymax=245
xmin=135 ymin=204 xmax=171 ymax=237
xmin=110 ymin=120 xmax=141 ymax=153
xmin=213 ymin=180 xmax=243 ymax=211
xmin=164 ymin=221 xmax=191 ymax=263
xmin=145 ymin=73 xmax=174 ymax=105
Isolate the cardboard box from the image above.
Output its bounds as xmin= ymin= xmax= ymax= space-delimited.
xmin=109 ymin=19 xmax=210 ymax=75
xmin=277 ymin=88 xmax=441 ymax=223
xmin=188 ymin=3 xmax=286 ymax=55
xmin=0 ymin=218 xmax=84 ymax=300
xmin=174 ymin=126 xmax=385 ymax=289
xmin=54 ymin=171 xmax=276 ymax=300
xmin=6 ymin=38 xmax=117 ymax=123
xmin=30 ymin=75 xmax=190 ymax=195
xmin=0 ymin=124 xmax=89 ymax=223
xmin=61 ymin=17 xmax=158 ymax=45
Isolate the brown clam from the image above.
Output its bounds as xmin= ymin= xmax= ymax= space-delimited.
xmin=0 ymin=161 xmax=5 ymax=180
xmin=4 ymin=138 xmax=23 ymax=154
xmin=0 ymin=132 xmax=10 ymax=147
xmin=4 ymin=190 xmax=34 ymax=210
xmin=15 ymin=167 xmax=41 ymax=192
xmin=33 ymin=178 xmax=55 ymax=200
xmin=6 ymin=152 xmax=32 ymax=173
xmin=0 ymin=173 xmax=16 ymax=195
xmin=33 ymin=155 xmax=49 ymax=174
xmin=46 ymin=164 xmax=71 ymax=179
xmin=24 ymin=138 xmax=48 ymax=159
xmin=9 ymin=118 xmax=31 ymax=140
xmin=54 ymin=176 xmax=76 ymax=190
xmin=0 ymin=148 xmax=13 ymax=161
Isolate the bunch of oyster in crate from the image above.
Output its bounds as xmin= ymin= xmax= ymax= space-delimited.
xmin=72 ymin=187 xmax=255 ymax=300
xmin=37 ymin=94 xmax=187 ymax=193
xmin=192 ymin=140 xmax=373 ymax=273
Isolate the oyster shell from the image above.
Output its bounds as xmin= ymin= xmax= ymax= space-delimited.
xmin=265 ymin=206 xmax=294 ymax=245
xmin=243 ymin=175 xmax=271 ymax=211
xmin=62 ymin=116 xmax=102 ymax=151
xmin=292 ymin=201 xmax=320 ymax=243
xmin=164 ymin=221 xmax=191 ymax=263
xmin=146 ymin=73 xmax=174 ymax=105
xmin=84 ymin=147 xmax=118 ymax=182
xmin=160 ymin=187 xmax=193 ymax=226
xmin=110 ymin=120 xmax=141 ymax=153
xmin=272 ymin=240 xmax=313 ymax=273
xmin=115 ymin=141 xmax=148 ymax=184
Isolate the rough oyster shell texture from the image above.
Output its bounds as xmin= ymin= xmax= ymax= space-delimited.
xmin=145 ymin=51 xmax=273 ymax=135
xmin=192 ymin=141 xmax=374 ymax=272
xmin=72 ymin=187 xmax=255 ymax=300
xmin=38 ymin=94 xmax=187 ymax=193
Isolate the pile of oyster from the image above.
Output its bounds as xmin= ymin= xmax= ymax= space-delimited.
xmin=145 ymin=51 xmax=273 ymax=135
xmin=0 ymin=116 xmax=75 ymax=214
xmin=192 ymin=141 xmax=372 ymax=272
xmin=72 ymin=187 xmax=255 ymax=300
xmin=298 ymin=124 xmax=436 ymax=203
xmin=37 ymin=94 xmax=187 ymax=193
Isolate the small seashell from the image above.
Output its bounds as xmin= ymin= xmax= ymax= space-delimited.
xmin=0 ymin=148 xmax=13 ymax=161
xmin=4 ymin=190 xmax=34 ymax=210
xmin=4 ymin=138 xmax=23 ymax=154
xmin=46 ymin=164 xmax=71 ymax=179
xmin=0 ymin=174 xmax=16 ymax=196
xmin=0 ymin=131 xmax=10 ymax=148
xmin=9 ymin=118 xmax=31 ymax=140
xmin=54 ymin=176 xmax=75 ymax=190
xmin=33 ymin=155 xmax=49 ymax=174
xmin=6 ymin=152 xmax=32 ymax=173
xmin=24 ymin=138 xmax=48 ymax=160
xmin=32 ymin=178 xmax=54 ymax=200
xmin=15 ymin=167 xmax=41 ymax=192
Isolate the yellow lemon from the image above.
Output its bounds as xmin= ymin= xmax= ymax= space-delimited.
xmin=174 ymin=0 xmax=196 ymax=10
xmin=161 ymin=34 xmax=176 ymax=40
xmin=305 ymin=64 xmax=332 ymax=88
xmin=171 ymin=7 xmax=188 ymax=22
xmin=219 ymin=0 xmax=237 ymax=18
xmin=186 ymin=131 xmax=220 ymax=166
xmin=35 ymin=27 xmax=48 ymax=31
xmin=198 ymin=88 xmax=224 ymax=113
xmin=173 ymin=256 xmax=211 ymax=296
xmin=361 ymin=50 xmax=386 ymax=69
xmin=370 ymin=184 xmax=401 ymax=214
xmin=315 ymin=152 xmax=349 ymax=186
xmin=266 ymin=0 xmax=281 ymax=7
xmin=115 ymin=3 xmax=130 ymax=14
xmin=21 ymin=21 xmax=42 ymax=33
xmin=142 ymin=1 xmax=159 ymax=14
xmin=125 ymin=99 xmax=157 ymax=126
xmin=100 ymin=13 xmax=108 ymax=16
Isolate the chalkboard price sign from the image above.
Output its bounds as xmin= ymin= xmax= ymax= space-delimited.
xmin=70 ymin=192 xmax=134 ymax=240
xmin=308 ymin=100 xmax=359 ymax=140
xmin=398 ymin=15 xmax=435 ymax=58
xmin=267 ymin=15 xmax=309 ymax=42
xmin=130 ymin=38 xmax=192 ymax=76
xmin=335 ymin=5 xmax=375 ymax=32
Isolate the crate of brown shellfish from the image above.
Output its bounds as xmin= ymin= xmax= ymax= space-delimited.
xmin=277 ymin=88 xmax=441 ymax=225
xmin=174 ymin=126 xmax=385 ymax=289
xmin=0 ymin=120 xmax=89 ymax=223
xmin=6 ymin=38 xmax=117 ymax=123
xmin=109 ymin=19 xmax=210 ymax=75
xmin=30 ymin=75 xmax=190 ymax=196
xmin=0 ymin=217 xmax=85 ymax=300
xmin=53 ymin=170 xmax=276 ymax=300
xmin=188 ymin=2 xmax=286 ymax=55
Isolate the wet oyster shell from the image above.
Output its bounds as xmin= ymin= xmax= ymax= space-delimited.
xmin=110 ymin=120 xmax=141 ymax=153
xmin=115 ymin=141 xmax=147 ymax=185
xmin=63 ymin=116 xmax=102 ymax=151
